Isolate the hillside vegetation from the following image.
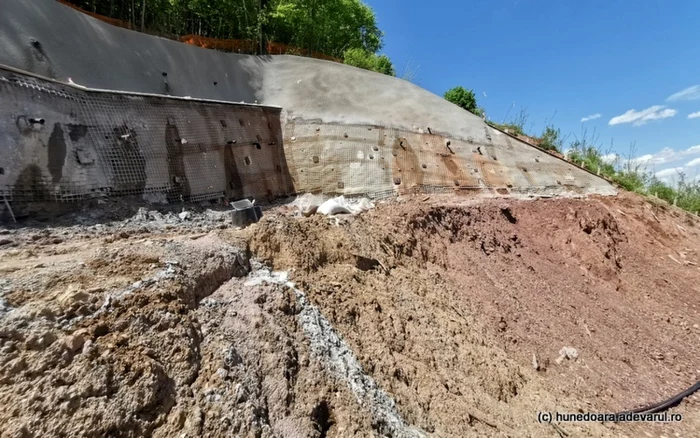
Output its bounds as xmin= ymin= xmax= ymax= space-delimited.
xmin=65 ymin=0 xmax=395 ymax=74
xmin=444 ymin=85 xmax=700 ymax=216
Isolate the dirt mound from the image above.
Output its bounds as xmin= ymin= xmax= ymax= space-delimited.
xmin=249 ymin=193 xmax=700 ymax=436
xmin=1 ymin=192 xmax=699 ymax=437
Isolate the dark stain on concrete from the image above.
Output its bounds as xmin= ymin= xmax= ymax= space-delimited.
xmin=47 ymin=122 xmax=66 ymax=183
xmin=224 ymin=144 xmax=244 ymax=200
xmin=111 ymin=125 xmax=147 ymax=194
xmin=392 ymin=136 xmax=423 ymax=192
xmin=30 ymin=39 xmax=47 ymax=61
xmin=438 ymin=150 xmax=474 ymax=188
xmin=27 ymin=38 xmax=56 ymax=79
xmin=68 ymin=124 xmax=89 ymax=142
xmin=15 ymin=164 xmax=50 ymax=201
xmin=440 ymin=153 xmax=460 ymax=176
xmin=164 ymin=122 xmax=190 ymax=202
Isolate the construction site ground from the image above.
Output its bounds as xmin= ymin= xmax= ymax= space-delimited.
xmin=0 ymin=191 xmax=698 ymax=438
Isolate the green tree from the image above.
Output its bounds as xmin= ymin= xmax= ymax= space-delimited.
xmin=343 ymin=48 xmax=395 ymax=76
xmin=64 ymin=0 xmax=387 ymax=61
xmin=266 ymin=0 xmax=383 ymax=58
xmin=374 ymin=54 xmax=396 ymax=76
xmin=444 ymin=86 xmax=482 ymax=117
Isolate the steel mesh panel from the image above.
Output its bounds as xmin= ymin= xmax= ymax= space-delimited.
xmin=0 ymin=66 xmax=293 ymax=203
xmin=281 ymin=120 xmax=606 ymax=200
xmin=1 ymin=67 xmax=610 ymax=206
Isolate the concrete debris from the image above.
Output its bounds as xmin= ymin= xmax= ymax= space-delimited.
xmin=555 ymin=346 xmax=579 ymax=364
xmin=142 ymin=192 xmax=168 ymax=205
xmin=98 ymin=263 xmax=179 ymax=316
xmin=245 ymin=264 xmax=426 ymax=437
xmin=178 ymin=211 xmax=191 ymax=221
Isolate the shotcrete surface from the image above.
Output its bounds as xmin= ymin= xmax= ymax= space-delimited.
xmin=0 ymin=0 xmax=615 ymax=200
xmin=1 ymin=0 xmax=482 ymax=136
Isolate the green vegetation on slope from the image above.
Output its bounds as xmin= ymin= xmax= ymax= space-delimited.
xmin=444 ymin=85 xmax=700 ymax=216
xmin=65 ymin=0 xmax=394 ymax=74
xmin=343 ymin=48 xmax=395 ymax=76
xmin=444 ymin=86 xmax=484 ymax=118
xmin=569 ymin=145 xmax=700 ymax=214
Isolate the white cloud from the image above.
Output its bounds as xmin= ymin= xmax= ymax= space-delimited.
xmin=601 ymin=153 xmax=618 ymax=164
xmin=608 ymin=105 xmax=677 ymax=126
xmin=688 ymin=111 xmax=700 ymax=119
xmin=667 ymin=85 xmax=700 ymax=102
xmin=628 ymin=144 xmax=700 ymax=168
xmin=626 ymin=146 xmax=700 ymax=185
xmin=655 ymin=167 xmax=682 ymax=178
xmin=687 ymin=157 xmax=700 ymax=167
xmin=653 ymin=166 xmax=700 ymax=185
xmin=581 ymin=113 xmax=601 ymax=123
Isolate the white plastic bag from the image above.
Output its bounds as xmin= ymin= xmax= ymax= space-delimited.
xmin=318 ymin=196 xmax=353 ymax=215
xmin=318 ymin=196 xmax=375 ymax=215
xmin=292 ymin=193 xmax=325 ymax=217
xmin=351 ymin=198 xmax=375 ymax=214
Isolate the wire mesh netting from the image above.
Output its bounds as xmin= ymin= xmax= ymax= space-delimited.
xmin=0 ymin=66 xmax=294 ymax=203
xmin=281 ymin=120 xmax=602 ymax=200
xmin=0 ymin=66 xmax=611 ymax=207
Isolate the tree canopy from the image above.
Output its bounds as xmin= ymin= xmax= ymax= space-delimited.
xmin=443 ymin=86 xmax=483 ymax=117
xmin=267 ymin=0 xmax=382 ymax=58
xmin=343 ymin=48 xmax=395 ymax=76
xmin=66 ymin=0 xmax=387 ymax=62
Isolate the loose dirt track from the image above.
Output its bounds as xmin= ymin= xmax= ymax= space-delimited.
xmin=0 ymin=192 xmax=698 ymax=437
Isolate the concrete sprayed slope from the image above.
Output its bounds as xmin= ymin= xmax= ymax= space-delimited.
xmin=0 ymin=0 xmax=480 ymax=135
xmin=0 ymin=0 xmax=548 ymax=137
xmin=0 ymin=0 xmax=259 ymax=103
xmin=0 ymin=0 xmax=615 ymax=198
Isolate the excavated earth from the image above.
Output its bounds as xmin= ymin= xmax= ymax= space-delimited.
xmin=0 ymin=192 xmax=699 ymax=438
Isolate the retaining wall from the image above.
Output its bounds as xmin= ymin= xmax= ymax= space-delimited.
xmin=0 ymin=66 xmax=293 ymax=203
xmin=0 ymin=0 xmax=616 ymax=205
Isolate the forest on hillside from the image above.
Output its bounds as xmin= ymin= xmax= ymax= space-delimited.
xmin=64 ymin=0 xmax=385 ymax=60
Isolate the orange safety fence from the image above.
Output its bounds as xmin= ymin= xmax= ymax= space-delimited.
xmin=57 ymin=0 xmax=133 ymax=30
xmin=177 ymin=35 xmax=258 ymax=54
xmin=179 ymin=35 xmax=341 ymax=63
xmin=266 ymin=42 xmax=341 ymax=63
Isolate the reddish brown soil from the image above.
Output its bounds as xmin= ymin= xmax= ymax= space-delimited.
xmin=250 ymin=191 xmax=700 ymax=437
xmin=0 ymin=192 xmax=698 ymax=437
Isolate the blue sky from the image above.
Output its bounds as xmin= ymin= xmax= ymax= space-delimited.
xmin=365 ymin=0 xmax=700 ymax=183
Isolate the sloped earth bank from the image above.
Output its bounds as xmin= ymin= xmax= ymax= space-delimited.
xmin=0 ymin=192 xmax=698 ymax=437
